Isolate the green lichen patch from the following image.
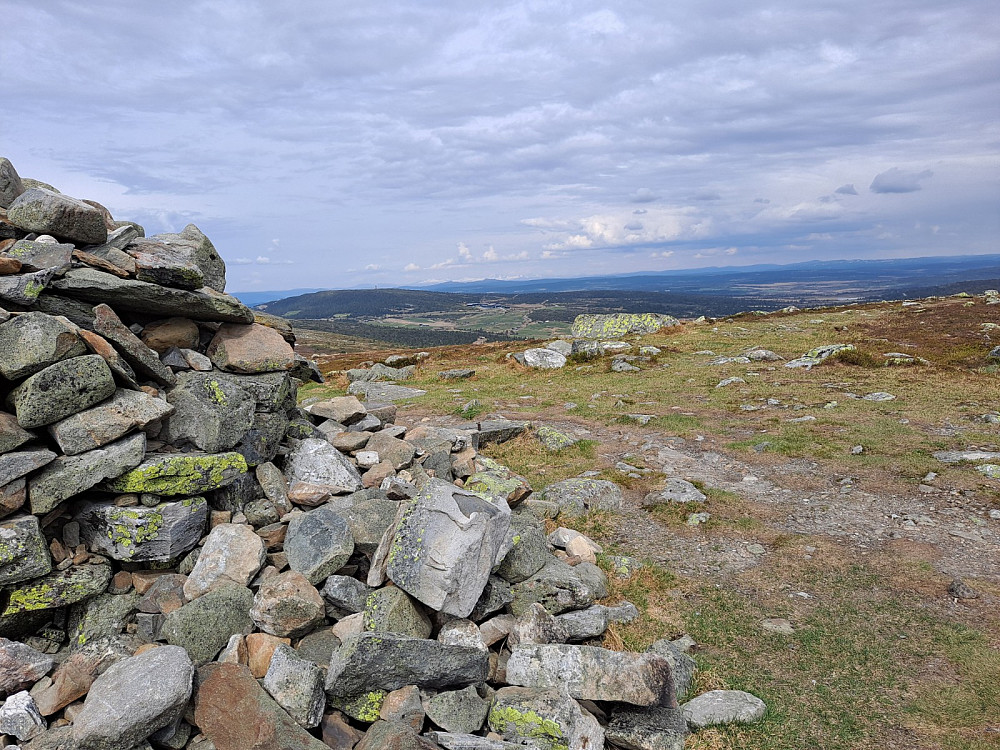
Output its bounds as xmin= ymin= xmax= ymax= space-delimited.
xmin=330 ymin=691 xmax=387 ymax=722
xmin=488 ymin=705 xmax=568 ymax=750
xmin=104 ymin=452 xmax=247 ymax=495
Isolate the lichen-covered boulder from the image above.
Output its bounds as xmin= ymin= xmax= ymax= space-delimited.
xmin=76 ymin=496 xmax=207 ymax=562
xmin=0 ymin=269 xmax=55 ymax=306
xmin=0 ymin=515 xmax=51 ymax=587
xmin=6 ymin=187 xmax=108 ymax=245
xmin=0 ymin=563 xmax=111 ymax=620
xmin=571 ymin=312 xmax=678 ymax=339
xmin=162 ymin=371 xmax=254 ymax=453
xmin=0 ymin=311 xmax=86 ymax=381
xmin=103 ymin=451 xmax=248 ymax=496
xmin=162 ymin=583 xmax=255 ymax=665
xmin=284 ymin=438 xmax=363 ymax=500
xmin=522 ymin=348 xmax=567 ymax=370
xmin=7 ymin=354 xmax=116 ymax=429
xmin=262 ymin=644 xmax=326 ymax=729
xmin=5 ymin=239 xmax=74 ymax=274
xmin=152 ymin=224 xmax=227 ymax=293
xmin=488 ymin=686 xmax=603 ymax=750
xmin=376 ymin=479 xmax=511 ymax=618
xmin=681 ymin=689 xmax=766 ymax=729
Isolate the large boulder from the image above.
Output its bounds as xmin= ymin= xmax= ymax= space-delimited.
xmin=207 ymin=323 xmax=295 ymax=374
xmin=375 ymin=479 xmax=511 ymax=618
xmin=162 ymin=371 xmax=255 ymax=452
xmin=183 ymin=523 xmax=265 ymax=600
xmin=48 ymin=389 xmax=173 ymax=456
xmin=532 ymin=477 xmax=623 ymax=518
xmin=102 ymin=451 xmax=248 ymax=496
xmin=284 ymin=438 xmax=363 ymax=500
xmin=522 ymin=348 xmax=567 ymax=370
xmin=152 ymin=224 xmax=227 ymax=293
xmin=6 ymin=188 xmax=107 ymax=245
xmin=284 ymin=505 xmax=355 ymax=585
xmin=488 ymin=686 xmax=603 ymax=750
xmin=71 ymin=645 xmax=193 ymax=750
xmin=571 ymin=313 xmax=678 ymax=339
xmin=0 ymin=515 xmax=51 ymax=587
xmin=75 ymin=496 xmax=207 ymax=562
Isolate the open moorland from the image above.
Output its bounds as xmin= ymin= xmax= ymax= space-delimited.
xmin=296 ymin=292 xmax=1000 ymax=749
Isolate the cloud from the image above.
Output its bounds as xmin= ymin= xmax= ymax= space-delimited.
xmin=870 ymin=168 xmax=934 ymax=194
xmin=835 ymin=184 xmax=858 ymax=195
xmin=482 ymin=246 xmax=498 ymax=262
xmin=457 ymin=242 xmax=471 ymax=261
xmin=624 ymin=221 xmax=643 ymax=231
xmin=631 ymin=188 xmax=658 ymax=203
xmin=650 ymin=250 xmax=674 ymax=258
xmin=364 ymin=263 xmax=380 ymax=271
xmin=403 ymin=263 xmax=420 ymax=272
xmin=429 ymin=258 xmax=456 ymax=269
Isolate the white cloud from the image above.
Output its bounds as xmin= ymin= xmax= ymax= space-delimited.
xmin=457 ymin=242 xmax=471 ymax=260
xmin=870 ymin=168 xmax=934 ymax=194
xmin=429 ymin=258 xmax=456 ymax=269
xmin=364 ymin=263 xmax=380 ymax=271
xmin=483 ymin=246 xmax=498 ymax=262
xmin=403 ymin=262 xmax=420 ymax=272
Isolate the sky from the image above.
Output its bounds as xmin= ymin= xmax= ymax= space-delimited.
xmin=3 ymin=1 xmax=998 ymax=291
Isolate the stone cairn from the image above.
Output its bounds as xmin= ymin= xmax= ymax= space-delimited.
xmin=0 ymin=156 xmax=753 ymax=750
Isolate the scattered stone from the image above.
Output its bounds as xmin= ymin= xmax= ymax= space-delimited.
xmin=716 ymin=377 xmax=746 ymax=388
xmin=534 ymin=477 xmax=623 ymax=518
xmin=284 ymin=505 xmax=355 ymax=585
xmin=642 ymin=478 xmax=706 ymax=506
xmin=7 ymin=354 xmax=116 ymax=429
xmin=162 ymin=583 xmax=255 ymax=666
xmin=183 ymin=523 xmax=265 ymax=600
xmin=250 ymin=570 xmax=325 ymax=638
xmin=948 ymin=579 xmax=980 ymax=599
xmin=522 ymin=348 xmax=567 ymax=369
xmin=285 ymin=437 xmax=363 ymax=500
xmin=0 ymin=689 xmax=46 ymax=741
xmin=534 ymin=425 xmax=578 ymax=451
xmin=760 ymin=618 xmax=795 ymax=634
xmin=424 ymin=684 xmax=490 ymax=734
xmin=488 ymin=686 xmax=603 ymax=750
xmin=0 ymin=637 xmax=53 ymax=696
xmin=681 ymin=689 xmax=766 ymax=729
xmin=606 ymin=705 xmax=688 ymax=750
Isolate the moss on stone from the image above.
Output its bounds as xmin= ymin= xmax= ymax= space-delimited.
xmin=105 ymin=453 xmax=247 ymax=495
xmin=489 ymin=705 xmax=568 ymax=750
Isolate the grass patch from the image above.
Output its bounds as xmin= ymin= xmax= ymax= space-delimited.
xmin=479 ymin=433 xmax=603 ymax=490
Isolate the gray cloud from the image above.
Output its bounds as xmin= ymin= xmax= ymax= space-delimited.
xmin=870 ymin=168 xmax=934 ymax=194
xmin=835 ymin=184 xmax=859 ymax=195
xmin=2 ymin=0 xmax=997 ymax=288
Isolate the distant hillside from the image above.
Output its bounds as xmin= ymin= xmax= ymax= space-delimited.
xmin=256 ymin=289 xmax=482 ymax=318
xmin=229 ymin=288 xmax=324 ymax=306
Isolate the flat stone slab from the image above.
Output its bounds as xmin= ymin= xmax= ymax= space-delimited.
xmin=28 ymin=433 xmax=147 ymax=515
xmin=92 ymin=303 xmax=176 ymax=386
xmin=506 ymin=644 xmax=675 ymax=706
xmin=325 ymin=633 xmax=489 ymax=699
xmin=347 ymin=382 xmax=427 ymax=402
xmin=933 ymin=450 xmax=1000 ymax=464
xmin=0 ymin=449 xmax=56 ymax=487
xmin=48 ymin=389 xmax=173 ymax=455
xmin=681 ymin=689 xmax=766 ymax=729
xmin=51 ymin=268 xmax=253 ymax=323
xmin=102 ymin=451 xmax=247 ymax=496
xmin=4 ymin=240 xmax=74 ymax=274
xmin=572 ymin=312 xmax=678 ymax=338
xmin=76 ymin=496 xmax=207 ymax=562
xmin=1 ymin=563 xmax=111 ymax=618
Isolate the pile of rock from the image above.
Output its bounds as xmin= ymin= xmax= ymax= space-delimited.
xmin=514 ymin=313 xmax=674 ymax=371
xmin=0 ymin=158 xmax=765 ymax=749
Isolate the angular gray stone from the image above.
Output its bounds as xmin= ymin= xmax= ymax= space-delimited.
xmin=321 ymin=574 xmax=372 ymax=614
xmin=6 ymin=188 xmax=107 ymax=245
xmin=0 ymin=515 xmax=51 ymax=587
xmin=0 ymin=311 xmax=86 ymax=380
xmin=308 ymin=395 xmax=367 ymax=424
xmin=509 ymin=558 xmax=608 ymax=616
xmin=206 ymin=323 xmax=295 ymax=374
xmin=28 ymin=433 xmax=147 ymax=515
xmin=162 ymin=371 xmax=254 ymax=452
xmin=364 ymin=432 xmax=415 ymax=470
xmin=0 ymin=269 xmax=56 ymax=306
xmin=4 ymin=240 xmax=74 ymax=274
xmin=377 ymin=479 xmax=511 ymax=618
xmin=92 ymin=304 xmax=176 ymax=387
xmin=234 ymin=411 xmax=288 ymax=467
xmin=162 ymin=583 xmax=254 ymax=666
xmin=285 ymin=437 xmax=363 ymax=498
xmin=250 ymin=570 xmax=325 ymax=638
xmin=0 ymin=689 xmax=46 ymax=741
xmin=535 ymin=478 xmax=624 ymax=518
xmin=681 ymin=689 xmax=766 ymax=729
xmin=125 ymin=238 xmax=204 ymax=290
xmin=346 ymin=363 xmax=415 ymax=382
xmin=424 ymin=685 xmax=489 ymax=734
xmin=362 ymin=586 xmax=432 ymax=638
xmin=7 ymin=354 xmax=116 ymax=429
xmin=555 ymin=601 xmax=639 ymax=641
xmin=284 ymin=505 xmax=355 ymax=585
xmin=71 ymin=645 xmax=193 ymax=750
xmin=76 ymin=496 xmax=207 ymax=562
xmin=151 ymin=224 xmax=227 ymax=293
xmin=642 ymin=478 xmax=707 ymax=506
xmin=102 ymin=452 xmax=248 ymax=496
xmin=325 ymin=633 xmax=490 ymax=698
xmin=648 ymin=639 xmax=697 ymax=699
xmin=0 ymin=412 xmax=35 ymax=455
xmin=495 ymin=514 xmax=549 ymax=584
xmin=488 ymin=686 xmax=603 ymax=750
xmin=506 ymin=644 xmax=676 ymax=706
xmin=263 ymin=644 xmax=325 ymax=729
xmin=183 ymin=523 xmax=265 ymax=600
xmin=51 ymin=268 xmax=253 ymax=323
xmin=534 ymin=425 xmax=578 ymax=451
xmin=216 ymin=371 xmax=296 ymax=412
xmin=606 ymin=705 xmax=687 ymax=750
xmin=522 ymin=348 xmax=567 ymax=369
xmin=0 ymin=449 xmax=56 ymax=487
xmin=48 ymin=389 xmax=173 ymax=455
xmin=0 ymin=636 xmax=53 ymax=695
xmin=571 ymin=312 xmax=678 ymax=338
xmin=0 ymin=157 xmax=24 ymax=208
xmin=69 ymin=592 xmax=141 ymax=648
